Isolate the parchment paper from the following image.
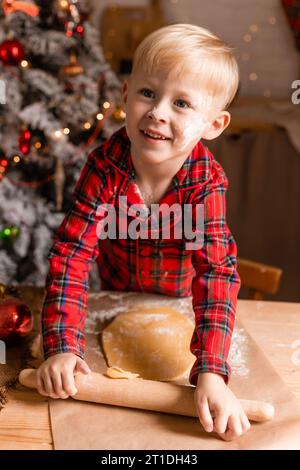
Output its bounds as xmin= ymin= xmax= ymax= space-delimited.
xmin=49 ymin=291 xmax=300 ymax=450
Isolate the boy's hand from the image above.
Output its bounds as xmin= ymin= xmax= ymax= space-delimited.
xmin=195 ymin=372 xmax=251 ymax=441
xmin=36 ymin=352 xmax=91 ymax=399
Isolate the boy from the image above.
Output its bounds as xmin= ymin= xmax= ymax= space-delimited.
xmin=38 ymin=24 xmax=250 ymax=441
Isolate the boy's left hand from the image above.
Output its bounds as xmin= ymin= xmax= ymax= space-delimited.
xmin=195 ymin=372 xmax=251 ymax=441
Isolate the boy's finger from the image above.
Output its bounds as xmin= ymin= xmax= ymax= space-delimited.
xmin=51 ymin=372 xmax=68 ymax=399
xmin=213 ymin=408 xmax=228 ymax=434
xmin=36 ymin=375 xmax=48 ymax=397
xmin=220 ymin=415 xmax=242 ymax=441
xmin=229 ymin=414 xmax=242 ymax=436
xmin=42 ymin=373 xmax=60 ymax=399
xmin=74 ymin=358 xmax=91 ymax=375
xmin=61 ymin=370 xmax=78 ymax=396
xmin=240 ymin=413 xmax=251 ymax=433
xmin=195 ymin=397 xmax=214 ymax=432
xmin=42 ymin=373 xmax=54 ymax=395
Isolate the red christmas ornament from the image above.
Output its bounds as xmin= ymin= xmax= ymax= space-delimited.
xmin=0 ymin=39 xmax=25 ymax=66
xmin=19 ymin=128 xmax=31 ymax=155
xmin=0 ymin=284 xmax=33 ymax=342
xmin=76 ymin=24 xmax=84 ymax=37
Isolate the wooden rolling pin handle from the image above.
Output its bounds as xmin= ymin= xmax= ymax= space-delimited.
xmin=19 ymin=369 xmax=274 ymax=423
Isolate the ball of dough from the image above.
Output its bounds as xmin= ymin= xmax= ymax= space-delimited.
xmin=102 ymin=306 xmax=195 ymax=381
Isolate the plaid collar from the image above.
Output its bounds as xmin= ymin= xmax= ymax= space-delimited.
xmin=104 ymin=125 xmax=212 ymax=189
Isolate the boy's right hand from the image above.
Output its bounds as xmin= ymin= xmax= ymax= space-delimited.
xmin=36 ymin=352 xmax=91 ymax=399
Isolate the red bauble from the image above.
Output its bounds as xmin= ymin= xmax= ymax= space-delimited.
xmin=19 ymin=129 xmax=31 ymax=155
xmin=0 ymin=287 xmax=33 ymax=341
xmin=0 ymin=39 xmax=25 ymax=66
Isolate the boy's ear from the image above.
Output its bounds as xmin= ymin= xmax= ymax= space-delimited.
xmin=122 ymin=80 xmax=129 ymax=107
xmin=201 ymin=111 xmax=231 ymax=140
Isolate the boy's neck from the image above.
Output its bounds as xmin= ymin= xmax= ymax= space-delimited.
xmin=131 ymin=151 xmax=186 ymax=189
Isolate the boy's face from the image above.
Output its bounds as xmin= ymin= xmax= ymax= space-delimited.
xmin=122 ymin=67 xmax=229 ymax=167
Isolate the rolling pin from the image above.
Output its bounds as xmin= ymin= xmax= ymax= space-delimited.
xmin=19 ymin=369 xmax=274 ymax=423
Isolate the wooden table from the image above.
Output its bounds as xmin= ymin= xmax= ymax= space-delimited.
xmin=0 ymin=290 xmax=299 ymax=450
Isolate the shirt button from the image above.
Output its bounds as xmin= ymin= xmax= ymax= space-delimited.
xmin=140 ymin=247 xmax=151 ymax=256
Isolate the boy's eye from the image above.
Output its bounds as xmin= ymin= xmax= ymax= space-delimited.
xmin=175 ymin=99 xmax=190 ymax=109
xmin=138 ymin=89 xmax=191 ymax=108
xmin=139 ymin=88 xmax=154 ymax=98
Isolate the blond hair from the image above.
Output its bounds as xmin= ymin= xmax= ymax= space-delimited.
xmin=131 ymin=23 xmax=239 ymax=109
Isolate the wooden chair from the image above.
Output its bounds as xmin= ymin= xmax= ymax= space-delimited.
xmin=237 ymin=258 xmax=283 ymax=300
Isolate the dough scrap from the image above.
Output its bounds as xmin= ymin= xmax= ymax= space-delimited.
xmin=102 ymin=306 xmax=195 ymax=381
xmin=106 ymin=366 xmax=140 ymax=379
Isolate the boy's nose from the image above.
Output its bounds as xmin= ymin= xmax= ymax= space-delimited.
xmin=147 ymin=105 xmax=169 ymax=123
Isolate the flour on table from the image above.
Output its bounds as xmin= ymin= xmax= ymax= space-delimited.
xmin=229 ymin=327 xmax=250 ymax=378
xmin=85 ymin=305 xmax=126 ymax=333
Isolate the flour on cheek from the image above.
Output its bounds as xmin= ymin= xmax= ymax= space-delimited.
xmin=174 ymin=117 xmax=209 ymax=151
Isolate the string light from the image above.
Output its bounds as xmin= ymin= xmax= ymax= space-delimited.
xmin=63 ymin=127 xmax=70 ymax=135
xmin=83 ymin=121 xmax=91 ymax=130
xmin=34 ymin=141 xmax=42 ymax=149
xmin=268 ymin=17 xmax=277 ymax=25
xmin=21 ymin=60 xmax=29 ymax=68
xmin=103 ymin=101 xmax=110 ymax=109
xmin=249 ymin=73 xmax=258 ymax=81
xmin=263 ymin=89 xmax=272 ymax=98
xmin=13 ymin=155 xmax=21 ymax=163
xmin=20 ymin=144 xmax=29 ymax=154
xmin=243 ymin=34 xmax=252 ymax=43
xmin=23 ymin=130 xmax=31 ymax=140
xmin=96 ymin=113 xmax=104 ymax=120
xmin=242 ymin=53 xmax=250 ymax=61
xmin=249 ymin=24 xmax=259 ymax=33
xmin=3 ymin=227 xmax=11 ymax=237
xmin=54 ymin=130 xmax=63 ymax=139
xmin=60 ymin=0 xmax=69 ymax=10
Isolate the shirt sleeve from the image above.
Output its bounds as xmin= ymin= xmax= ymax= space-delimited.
xmin=41 ymin=148 xmax=108 ymax=360
xmin=189 ymin=162 xmax=241 ymax=386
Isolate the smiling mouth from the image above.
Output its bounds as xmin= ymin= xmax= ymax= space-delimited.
xmin=140 ymin=129 xmax=171 ymax=141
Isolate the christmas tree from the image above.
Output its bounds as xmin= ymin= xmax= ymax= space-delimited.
xmin=0 ymin=0 xmax=124 ymax=288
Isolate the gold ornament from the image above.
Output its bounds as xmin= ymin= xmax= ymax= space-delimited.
xmin=60 ymin=52 xmax=83 ymax=77
xmin=111 ymin=105 xmax=126 ymax=123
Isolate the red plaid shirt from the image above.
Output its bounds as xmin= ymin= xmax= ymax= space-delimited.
xmin=42 ymin=126 xmax=241 ymax=385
